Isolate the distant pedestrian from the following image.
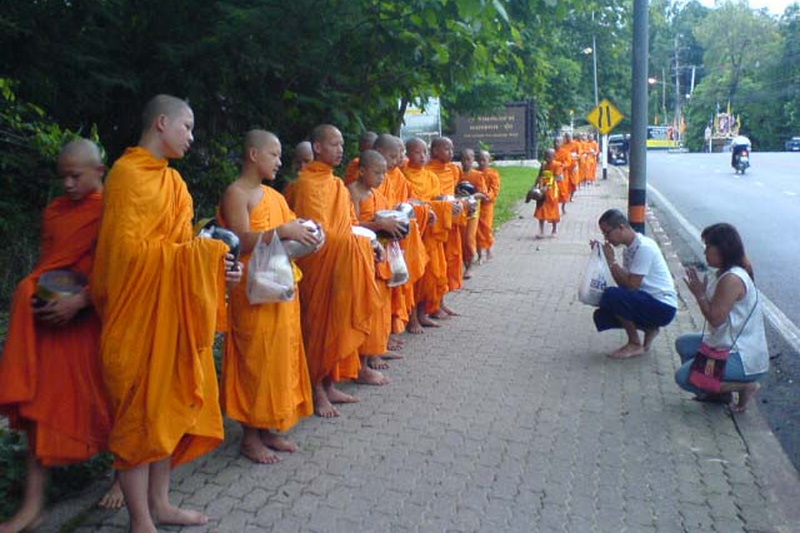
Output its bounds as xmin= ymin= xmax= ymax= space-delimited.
xmin=592 ymin=209 xmax=677 ymax=359
xmin=676 ymin=223 xmax=768 ymax=412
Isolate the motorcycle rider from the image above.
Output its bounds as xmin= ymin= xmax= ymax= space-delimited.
xmin=731 ymin=135 xmax=751 ymax=170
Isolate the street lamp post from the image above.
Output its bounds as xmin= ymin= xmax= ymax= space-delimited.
xmin=583 ymin=42 xmax=606 ymax=179
xmin=647 ymin=75 xmax=667 ymax=125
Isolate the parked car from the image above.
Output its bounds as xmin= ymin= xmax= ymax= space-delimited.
xmin=608 ymin=134 xmax=629 ymax=165
xmin=786 ymin=136 xmax=800 ymax=152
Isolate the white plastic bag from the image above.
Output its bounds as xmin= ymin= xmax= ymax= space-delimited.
xmin=386 ymin=240 xmax=409 ymax=288
xmin=246 ymin=233 xmax=295 ymax=304
xmin=578 ymin=243 xmax=613 ymax=306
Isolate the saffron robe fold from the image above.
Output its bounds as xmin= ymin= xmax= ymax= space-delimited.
xmin=220 ymin=186 xmax=313 ymax=431
xmin=426 ymin=160 xmax=466 ymax=291
xmin=91 ymin=147 xmax=228 ymax=470
xmin=285 ymin=161 xmax=381 ymax=383
xmin=353 ymin=190 xmax=392 ymax=355
xmin=477 ymin=168 xmax=500 ymax=250
xmin=555 ymin=145 xmax=576 ymax=200
xmin=0 ymin=193 xmax=110 ymax=466
xmin=461 ymin=169 xmax=486 ymax=265
xmin=535 ymin=161 xmax=562 ymax=223
xmin=343 ymin=157 xmax=360 ymax=186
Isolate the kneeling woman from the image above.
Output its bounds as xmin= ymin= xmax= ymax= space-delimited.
xmin=676 ymin=223 xmax=768 ymax=413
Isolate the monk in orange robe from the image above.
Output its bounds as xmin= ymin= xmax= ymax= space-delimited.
xmin=555 ymin=135 xmax=575 ymax=214
xmin=459 ymin=148 xmax=489 ymax=279
xmin=347 ymin=150 xmax=409 ymax=384
xmin=0 ymin=139 xmax=111 ymax=533
xmin=476 ymin=150 xmax=500 ymax=262
xmin=218 ymin=130 xmax=318 ymax=465
xmin=534 ymin=148 xmax=562 ymax=237
xmin=425 ymin=136 xmax=465 ymax=318
xmin=402 ymin=138 xmax=453 ymax=330
xmin=284 ymin=124 xmax=382 ymax=418
xmin=587 ymin=133 xmax=599 ymax=182
xmin=564 ymin=132 xmax=581 ymax=195
xmin=372 ymin=134 xmax=429 ymax=343
xmin=90 ymin=95 xmax=242 ymax=532
xmin=343 ymin=130 xmax=378 ymax=185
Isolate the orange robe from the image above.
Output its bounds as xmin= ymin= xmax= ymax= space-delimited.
xmin=588 ymin=140 xmax=599 ymax=181
xmin=344 ymin=157 xmax=360 ymax=185
xmin=477 ymin=167 xmax=500 ymax=250
xmin=566 ymin=141 xmax=581 ymax=189
xmin=534 ymin=161 xmax=562 ymax=223
xmin=0 ymin=193 xmax=110 ymax=467
xmin=402 ymin=164 xmax=450 ymax=314
xmin=220 ymin=186 xmax=313 ymax=431
xmin=555 ymin=145 xmax=575 ymax=201
xmin=461 ymin=169 xmax=485 ymax=265
xmin=426 ymin=160 xmax=465 ymax=291
xmin=91 ymin=147 xmax=228 ymax=470
xmin=353 ymin=190 xmax=392 ymax=355
xmin=284 ymin=161 xmax=381 ymax=384
xmin=375 ymin=167 xmax=429 ymax=332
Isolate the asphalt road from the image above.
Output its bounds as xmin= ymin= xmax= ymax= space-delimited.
xmin=643 ymin=150 xmax=800 ymax=471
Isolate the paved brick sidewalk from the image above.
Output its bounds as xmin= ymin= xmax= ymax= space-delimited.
xmin=52 ymin=169 xmax=798 ymax=532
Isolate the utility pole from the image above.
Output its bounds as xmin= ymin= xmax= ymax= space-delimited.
xmin=630 ymin=0 xmax=648 ymax=234
xmin=674 ymin=35 xmax=681 ymax=145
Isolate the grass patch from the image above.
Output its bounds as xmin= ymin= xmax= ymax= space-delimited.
xmin=493 ymin=165 xmax=540 ymax=226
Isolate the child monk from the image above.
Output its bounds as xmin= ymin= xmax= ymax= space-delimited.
xmin=284 ymin=124 xmax=382 ymax=418
xmin=0 ymin=139 xmax=111 ymax=533
xmin=347 ymin=150 xmax=408 ymax=384
xmin=534 ymin=148 xmax=563 ymax=238
xmin=425 ymin=136 xmax=464 ymax=317
xmin=219 ymin=130 xmax=319 ymax=464
xmin=90 ymin=95 xmax=242 ymax=532
xmin=554 ymin=135 xmax=574 ymax=214
xmin=458 ymin=148 xmax=488 ymax=279
xmin=291 ymin=141 xmax=313 ymax=175
xmin=475 ymin=149 xmax=500 ymax=262
xmin=401 ymin=138 xmax=452 ymax=331
xmin=344 ymin=130 xmax=378 ymax=185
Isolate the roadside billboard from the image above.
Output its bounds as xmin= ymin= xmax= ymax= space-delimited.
xmin=400 ymin=97 xmax=442 ymax=144
xmin=450 ymin=103 xmax=533 ymax=157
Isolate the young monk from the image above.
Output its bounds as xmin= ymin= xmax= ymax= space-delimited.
xmin=554 ymin=135 xmax=574 ymax=214
xmin=372 ymin=134 xmax=429 ymax=347
xmin=344 ymin=130 xmax=378 ymax=185
xmin=534 ymin=148 xmax=563 ymax=238
xmin=475 ymin=150 xmax=500 ymax=262
xmin=284 ymin=124 xmax=382 ymax=418
xmin=425 ymin=136 xmax=464 ymax=317
xmin=459 ymin=148 xmax=488 ymax=279
xmin=402 ymin=138 xmax=452 ymax=331
xmin=347 ymin=150 xmax=408 ymax=384
xmin=90 ymin=95 xmax=242 ymax=532
xmin=292 ymin=140 xmax=313 ymax=176
xmin=0 ymin=139 xmax=111 ymax=533
xmin=219 ymin=130 xmax=319 ymax=464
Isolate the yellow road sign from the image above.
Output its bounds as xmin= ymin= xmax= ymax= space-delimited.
xmin=587 ymin=99 xmax=624 ymax=134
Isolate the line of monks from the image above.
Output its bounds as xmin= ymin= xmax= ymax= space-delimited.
xmin=533 ymin=131 xmax=600 ymax=237
xmin=0 ymin=94 xmax=501 ymax=533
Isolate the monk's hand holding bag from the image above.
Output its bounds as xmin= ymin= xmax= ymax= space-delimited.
xmin=578 ymin=242 xmax=613 ymax=306
xmin=246 ymin=232 xmax=296 ymax=304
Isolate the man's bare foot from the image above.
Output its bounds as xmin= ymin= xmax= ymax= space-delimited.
xmin=240 ymin=431 xmax=280 ymax=464
xmin=729 ymin=382 xmax=761 ymax=413
xmin=643 ymin=328 xmax=660 ymax=351
xmin=441 ymin=303 xmax=461 ymax=317
xmin=406 ymin=315 xmax=424 ymax=334
xmin=313 ymin=384 xmax=340 ymax=418
xmin=325 ymin=383 xmax=360 ymax=404
xmin=152 ymin=503 xmax=209 ymax=527
xmin=97 ymin=479 xmax=125 ymax=509
xmin=381 ymin=350 xmax=404 ymax=360
xmin=607 ymin=343 xmax=646 ymax=359
xmin=356 ymin=366 xmax=391 ymax=386
xmin=418 ymin=314 xmax=441 ymax=327
xmin=430 ymin=310 xmax=450 ymax=320
xmin=388 ymin=336 xmax=405 ymax=350
xmin=0 ymin=510 xmax=44 ymax=533
xmin=367 ymin=357 xmax=390 ymax=370
xmin=260 ymin=430 xmax=299 ymax=453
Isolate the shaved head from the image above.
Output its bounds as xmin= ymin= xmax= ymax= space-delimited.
xmin=59 ymin=138 xmax=103 ymax=166
xmin=373 ymin=134 xmax=403 ymax=152
xmin=406 ymin=137 xmax=426 ymax=152
xmin=359 ymin=149 xmax=387 ymax=169
xmin=310 ymin=124 xmax=340 ymax=146
xmin=141 ymin=94 xmax=191 ymax=133
xmin=359 ymin=131 xmax=378 ymax=150
xmin=244 ymin=129 xmax=279 ymax=152
xmin=430 ymin=136 xmax=452 ymax=151
xmin=295 ymin=140 xmax=312 ymax=159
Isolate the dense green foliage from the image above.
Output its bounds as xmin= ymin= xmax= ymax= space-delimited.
xmin=494 ymin=165 xmax=540 ymax=227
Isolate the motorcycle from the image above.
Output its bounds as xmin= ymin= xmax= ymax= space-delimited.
xmin=733 ymin=149 xmax=750 ymax=175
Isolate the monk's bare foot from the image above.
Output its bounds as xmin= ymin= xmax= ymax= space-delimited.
xmin=486 ymin=250 xmax=493 ymax=261
xmin=261 ymin=430 xmax=299 ymax=453
xmin=97 ymin=479 xmax=125 ymax=509
xmin=325 ymin=384 xmax=360 ymax=404
xmin=382 ymin=350 xmax=404 ymax=360
xmin=356 ymin=366 xmax=391 ymax=386
xmin=535 ymin=233 xmax=544 ymax=239
xmin=313 ymin=385 xmax=340 ymax=418
xmin=0 ymin=510 xmax=44 ymax=533
xmin=388 ymin=336 xmax=405 ymax=350
xmin=430 ymin=310 xmax=450 ymax=320
xmin=643 ymin=328 xmax=660 ymax=351
xmin=367 ymin=357 xmax=390 ymax=370
xmin=441 ymin=303 xmax=461 ymax=317
xmin=607 ymin=343 xmax=646 ymax=359
xmin=406 ymin=320 xmax=424 ymax=333
xmin=241 ymin=432 xmax=280 ymax=464
xmin=729 ymin=382 xmax=761 ymax=413
xmin=152 ymin=503 xmax=209 ymax=527
xmin=463 ymin=266 xmax=473 ymax=279
xmin=419 ymin=313 xmax=442 ymax=327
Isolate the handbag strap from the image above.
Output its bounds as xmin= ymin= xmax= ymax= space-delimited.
xmin=700 ymin=276 xmax=759 ymax=352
